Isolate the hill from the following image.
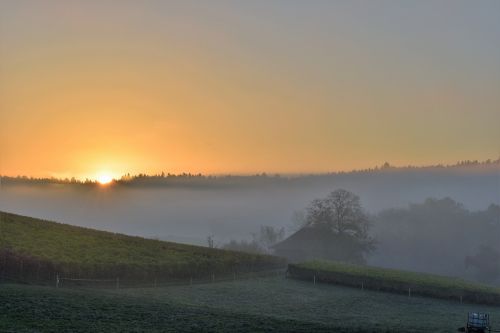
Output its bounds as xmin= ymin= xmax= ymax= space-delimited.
xmin=289 ymin=260 xmax=500 ymax=305
xmin=0 ymin=211 xmax=285 ymax=285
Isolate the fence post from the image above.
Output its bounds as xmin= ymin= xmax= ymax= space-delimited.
xmin=56 ymin=274 xmax=59 ymax=288
xmin=408 ymin=288 xmax=411 ymax=297
xmin=1 ymin=253 xmax=6 ymax=281
xmin=36 ymin=261 xmax=41 ymax=282
xmin=233 ymin=272 xmax=236 ymax=281
xmin=361 ymin=282 xmax=364 ymax=290
xmin=313 ymin=275 xmax=316 ymax=285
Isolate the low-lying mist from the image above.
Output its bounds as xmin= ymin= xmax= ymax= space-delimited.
xmin=1 ymin=162 xmax=498 ymax=283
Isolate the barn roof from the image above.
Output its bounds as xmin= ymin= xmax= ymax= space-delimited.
xmin=272 ymin=225 xmax=334 ymax=251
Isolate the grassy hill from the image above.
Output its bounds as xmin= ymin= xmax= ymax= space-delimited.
xmin=289 ymin=260 xmax=500 ymax=305
xmin=0 ymin=211 xmax=286 ymax=285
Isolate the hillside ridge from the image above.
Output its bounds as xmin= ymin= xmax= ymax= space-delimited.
xmin=0 ymin=211 xmax=285 ymax=285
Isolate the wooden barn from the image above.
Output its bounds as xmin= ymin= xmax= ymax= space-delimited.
xmin=272 ymin=225 xmax=366 ymax=264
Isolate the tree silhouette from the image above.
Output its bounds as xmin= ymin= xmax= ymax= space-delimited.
xmin=306 ymin=189 xmax=371 ymax=239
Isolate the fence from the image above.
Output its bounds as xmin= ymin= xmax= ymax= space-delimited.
xmin=0 ymin=248 xmax=286 ymax=288
xmin=287 ymin=264 xmax=500 ymax=306
xmin=1 ymin=268 xmax=286 ymax=290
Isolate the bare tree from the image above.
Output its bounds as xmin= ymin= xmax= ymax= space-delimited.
xmin=303 ymin=189 xmax=375 ymax=259
xmin=289 ymin=210 xmax=307 ymax=233
xmin=222 ymin=239 xmax=263 ymax=254
xmin=222 ymin=225 xmax=285 ymax=254
xmin=207 ymin=235 xmax=215 ymax=248
xmin=253 ymin=225 xmax=285 ymax=252
xmin=306 ymin=189 xmax=369 ymax=238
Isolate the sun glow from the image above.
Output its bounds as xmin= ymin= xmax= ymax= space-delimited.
xmin=97 ymin=173 xmax=113 ymax=185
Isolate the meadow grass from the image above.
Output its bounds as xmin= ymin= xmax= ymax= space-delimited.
xmin=290 ymin=260 xmax=500 ymax=305
xmin=0 ymin=282 xmax=334 ymax=333
xmin=3 ymin=276 xmax=500 ymax=332
xmin=0 ymin=211 xmax=285 ymax=283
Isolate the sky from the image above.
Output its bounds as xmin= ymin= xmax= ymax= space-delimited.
xmin=1 ymin=0 xmax=499 ymax=180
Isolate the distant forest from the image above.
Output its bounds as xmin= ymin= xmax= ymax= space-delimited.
xmin=1 ymin=158 xmax=498 ymax=188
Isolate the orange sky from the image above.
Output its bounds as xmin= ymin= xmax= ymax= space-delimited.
xmin=1 ymin=1 xmax=499 ymax=180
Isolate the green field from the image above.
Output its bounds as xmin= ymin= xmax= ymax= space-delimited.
xmin=0 ymin=211 xmax=285 ymax=284
xmin=290 ymin=260 xmax=500 ymax=305
xmin=2 ymin=276 xmax=500 ymax=332
xmin=2 ymin=211 xmax=500 ymax=332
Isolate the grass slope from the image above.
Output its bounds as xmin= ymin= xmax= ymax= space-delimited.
xmin=290 ymin=260 xmax=500 ymax=305
xmin=0 ymin=211 xmax=285 ymax=284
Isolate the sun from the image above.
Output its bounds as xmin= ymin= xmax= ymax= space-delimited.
xmin=97 ymin=173 xmax=113 ymax=185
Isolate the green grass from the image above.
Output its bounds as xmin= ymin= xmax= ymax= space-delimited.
xmin=0 ymin=211 xmax=285 ymax=283
xmin=2 ymin=276 xmax=500 ymax=332
xmin=0 ymin=283 xmax=337 ymax=333
xmin=290 ymin=260 xmax=500 ymax=305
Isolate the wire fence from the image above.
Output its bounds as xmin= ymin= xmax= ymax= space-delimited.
xmin=1 ymin=268 xmax=287 ymax=290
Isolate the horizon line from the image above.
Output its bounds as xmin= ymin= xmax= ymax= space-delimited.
xmin=1 ymin=158 xmax=498 ymax=182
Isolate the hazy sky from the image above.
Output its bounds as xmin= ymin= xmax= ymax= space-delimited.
xmin=1 ymin=0 xmax=499 ymax=179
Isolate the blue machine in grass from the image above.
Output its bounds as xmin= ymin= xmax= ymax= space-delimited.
xmin=467 ymin=313 xmax=490 ymax=333
xmin=457 ymin=313 xmax=499 ymax=333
